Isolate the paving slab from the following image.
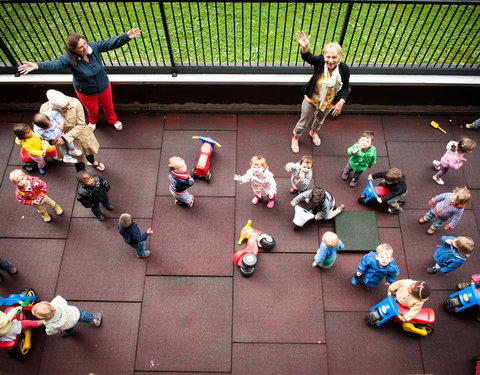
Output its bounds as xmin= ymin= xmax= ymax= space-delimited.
xmin=136 ymin=276 xmax=232 ymax=372
xmin=313 ymin=114 xmax=387 ymax=157
xmin=56 ymin=218 xmax=148 ymax=301
xmin=400 ymin=209 xmax=479 ymax=290
xmin=383 ymin=114 xmax=452 ymax=142
xmin=1 ymin=330 xmax=46 ymax=375
xmin=0 ymin=166 xmax=77 ymax=238
xmin=235 ymin=178 xmax=320 ymax=253
xmin=39 ymin=301 xmax=141 ymax=375
xmin=72 ymin=148 xmax=160 ymax=219
xmin=325 ymin=311 xmax=424 ymax=375
xmin=92 ymin=112 xmax=165 ymax=148
xmin=233 ymin=253 xmax=325 ymax=343
xmin=232 ymin=343 xmax=327 ymax=375
xmin=165 ymin=113 xmax=237 ymax=131
xmin=157 ymin=130 xmax=236 ymax=196
xmin=148 ymin=197 xmax=234 ymax=276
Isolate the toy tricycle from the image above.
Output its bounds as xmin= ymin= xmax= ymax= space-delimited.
xmin=191 ymin=136 xmax=221 ymax=182
xmin=0 ymin=288 xmax=37 ymax=359
xmin=444 ymin=280 xmax=480 ymax=318
xmin=233 ymin=220 xmax=275 ymax=277
xmin=358 ymin=179 xmax=390 ymax=205
xmin=20 ymin=147 xmax=57 ymax=172
xmin=365 ymin=292 xmax=435 ymax=336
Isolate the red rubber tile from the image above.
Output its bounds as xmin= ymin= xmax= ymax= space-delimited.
xmin=72 ymin=149 xmax=160 ymax=219
xmin=322 ymin=227 xmax=408 ymax=311
xmin=136 ymin=277 xmax=232 ymax=372
xmin=237 ymin=113 xmax=302 ymax=178
xmin=0 ymin=122 xmax=16 ymax=178
xmin=325 ymin=311 xmax=424 ymax=374
xmin=0 ymin=166 xmax=77 ymax=238
xmin=383 ymin=114 xmax=452 ymax=142
xmin=313 ymin=114 xmax=387 ymax=157
xmin=400 ymin=209 xmax=479 ymax=290
xmin=1 ymin=331 xmax=46 ymax=374
xmin=232 ymin=343 xmax=327 ymax=375
xmin=165 ymin=113 xmax=237 ymax=130
xmin=233 ymin=254 xmax=325 ymax=343
xmin=235 ymin=178 xmax=320 ymax=253
xmin=148 ymin=197 xmax=234 ymax=276
xmin=313 ymin=156 xmax=399 ymax=228
xmin=157 ymin=130 xmax=236 ymax=197
xmin=39 ymin=302 xmax=141 ymax=375
xmin=92 ymin=112 xmax=165 ymax=148
xmin=56 ymin=218 xmax=149 ymax=301
xmin=471 ymin=189 xmax=480 ymax=233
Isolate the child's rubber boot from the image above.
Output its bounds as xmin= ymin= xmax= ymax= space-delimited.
xmin=289 ymin=188 xmax=297 ymax=194
xmin=91 ymin=313 xmax=103 ymax=327
xmin=53 ymin=205 xmax=63 ymax=215
xmin=267 ymin=198 xmax=275 ymax=209
xmin=251 ymin=195 xmax=260 ymax=205
xmin=188 ymin=195 xmax=195 ymax=208
xmin=137 ymin=250 xmax=151 ymax=258
xmin=351 ymin=275 xmax=360 ymax=286
xmin=41 ymin=211 xmax=51 ymax=222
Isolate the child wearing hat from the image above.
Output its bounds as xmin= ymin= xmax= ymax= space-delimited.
xmin=0 ymin=306 xmax=43 ymax=343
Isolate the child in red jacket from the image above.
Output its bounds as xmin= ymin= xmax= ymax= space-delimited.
xmin=9 ymin=169 xmax=63 ymax=222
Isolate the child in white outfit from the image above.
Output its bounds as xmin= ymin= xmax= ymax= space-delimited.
xmin=234 ymin=155 xmax=277 ymax=208
xmin=285 ymin=155 xmax=313 ymax=194
xmin=432 ymin=137 xmax=476 ymax=185
xmin=32 ymin=111 xmax=82 ymax=164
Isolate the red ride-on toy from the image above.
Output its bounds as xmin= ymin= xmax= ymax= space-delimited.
xmin=191 ymin=136 xmax=221 ymax=182
xmin=0 ymin=288 xmax=37 ymax=359
xmin=20 ymin=147 xmax=57 ymax=172
xmin=233 ymin=220 xmax=275 ymax=277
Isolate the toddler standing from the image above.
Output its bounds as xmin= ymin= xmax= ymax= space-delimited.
xmin=76 ymin=170 xmax=114 ymax=221
xmin=312 ymin=231 xmax=344 ymax=269
xmin=9 ymin=169 xmax=63 ymax=223
xmin=234 ymin=155 xmax=277 ymax=208
xmin=342 ymin=130 xmax=376 ymax=187
xmin=285 ymin=155 xmax=313 ymax=194
xmin=32 ymin=112 xmax=82 ymax=164
xmin=419 ymin=186 xmax=471 ymax=234
xmin=388 ymin=280 xmax=430 ymax=322
xmin=168 ymin=156 xmax=195 ymax=207
xmin=32 ymin=296 xmax=102 ymax=337
xmin=427 ymin=235 xmax=474 ymax=274
xmin=432 ymin=137 xmax=476 ymax=185
xmin=118 ymin=213 xmax=154 ymax=258
xmin=14 ymin=123 xmax=50 ymax=175
xmin=351 ymin=243 xmax=399 ymax=287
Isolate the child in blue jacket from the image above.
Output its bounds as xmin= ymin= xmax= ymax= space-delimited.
xmin=351 ymin=243 xmax=400 ymax=287
xmin=118 ymin=213 xmax=153 ymax=258
xmin=427 ymin=236 xmax=474 ymax=274
xmin=312 ymin=231 xmax=344 ymax=269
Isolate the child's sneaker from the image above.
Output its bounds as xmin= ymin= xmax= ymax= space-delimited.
xmin=341 ymin=170 xmax=349 ymax=180
xmin=96 ymin=214 xmax=105 ymax=222
xmin=251 ymin=195 xmax=260 ymax=205
xmin=349 ymin=178 xmax=359 ymax=187
xmin=351 ymin=276 xmax=359 ymax=286
xmin=91 ymin=313 xmax=102 ymax=327
xmin=387 ymin=207 xmax=400 ymax=214
xmin=426 ymin=227 xmax=436 ymax=235
xmin=457 ymin=282 xmax=470 ymax=290
xmin=59 ymin=328 xmax=75 ymax=337
xmin=465 ymin=123 xmax=477 ymax=129
xmin=432 ymin=160 xmax=441 ymax=171
xmin=68 ymin=149 xmax=83 ymax=157
xmin=39 ymin=168 xmax=46 ymax=175
xmin=104 ymin=203 xmax=115 ymax=211
xmin=187 ymin=195 xmax=195 ymax=208
xmin=432 ymin=175 xmax=444 ymax=185
xmin=62 ymin=154 xmax=77 ymax=164
xmin=53 ymin=205 xmax=63 ymax=215
xmin=41 ymin=212 xmax=51 ymax=222
xmin=267 ymin=199 xmax=275 ymax=209
xmin=289 ymin=188 xmax=297 ymax=194
xmin=174 ymin=199 xmax=181 ymax=205
xmin=137 ymin=250 xmax=151 ymax=258
xmin=88 ymin=123 xmax=97 ymax=131
xmin=427 ymin=267 xmax=438 ymax=274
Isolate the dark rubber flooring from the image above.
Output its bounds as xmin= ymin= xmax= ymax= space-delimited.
xmin=0 ymin=112 xmax=479 ymax=375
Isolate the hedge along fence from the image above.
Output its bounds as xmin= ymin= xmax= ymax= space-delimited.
xmin=1 ymin=0 xmax=479 ymax=74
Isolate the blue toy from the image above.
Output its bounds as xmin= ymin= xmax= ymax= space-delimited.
xmin=0 ymin=291 xmax=36 ymax=306
xmin=358 ymin=179 xmax=390 ymax=204
xmin=444 ymin=282 xmax=480 ymax=313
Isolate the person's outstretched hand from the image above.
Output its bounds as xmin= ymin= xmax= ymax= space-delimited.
xmin=127 ymin=28 xmax=142 ymax=39
xmin=18 ymin=62 xmax=38 ymax=75
xmin=295 ymin=31 xmax=310 ymax=50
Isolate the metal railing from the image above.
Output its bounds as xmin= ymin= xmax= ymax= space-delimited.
xmin=0 ymin=0 xmax=479 ymax=75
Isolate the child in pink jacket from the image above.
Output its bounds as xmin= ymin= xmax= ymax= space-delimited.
xmin=432 ymin=137 xmax=476 ymax=185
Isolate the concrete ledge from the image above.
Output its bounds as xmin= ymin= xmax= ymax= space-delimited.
xmin=4 ymin=73 xmax=480 ymax=86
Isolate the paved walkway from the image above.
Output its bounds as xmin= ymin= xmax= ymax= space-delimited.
xmin=0 ymin=112 xmax=479 ymax=375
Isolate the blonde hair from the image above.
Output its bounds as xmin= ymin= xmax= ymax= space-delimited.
xmin=9 ymin=169 xmax=27 ymax=184
xmin=452 ymin=186 xmax=471 ymax=206
xmin=323 ymin=42 xmax=343 ymax=58
xmin=119 ymin=213 xmax=133 ymax=228
xmin=168 ymin=156 xmax=185 ymax=171
xmin=250 ymin=155 xmax=268 ymax=169
xmin=376 ymin=243 xmax=393 ymax=256
xmin=454 ymin=236 xmax=474 ymax=255
xmin=322 ymin=231 xmax=339 ymax=248
xmin=32 ymin=301 xmax=56 ymax=320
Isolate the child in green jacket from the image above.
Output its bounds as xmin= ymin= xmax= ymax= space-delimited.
xmin=342 ymin=130 xmax=377 ymax=187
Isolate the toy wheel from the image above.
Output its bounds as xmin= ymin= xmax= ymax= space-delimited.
xmin=257 ymin=234 xmax=275 ymax=250
xmin=240 ymin=266 xmax=255 ymax=278
xmin=444 ymin=296 xmax=462 ymax=311
xmin=357 ymin=195 xmax=366 ymax=204
xmin=22 ymin=162 xmax=37 ymax=172
xmin=293 ymin=224 xmax=301 ymax=231
xmin=241 ymin=253 xmax=257 ymax=268
xmin=7 ymin=332 xmax=30 ymax=359
xmin=19 ymin=288 xmax=36 ymax=306
xmin=418 ymin=323 xmax=434 ymax=335
xmin=206 ymin=170 xmax=212 ymax=183
xmin=365 ymin=311 xmax=381 ymax=325
xmin=191 ymin=167 xmax=196 ymax=177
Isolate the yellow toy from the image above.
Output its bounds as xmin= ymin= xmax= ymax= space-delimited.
xmin=430 ymin=121 xmax=446 ymax=134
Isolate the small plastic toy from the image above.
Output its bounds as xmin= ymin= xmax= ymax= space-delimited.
xmin=20 ymin=147 xmax=57 ymax=172
xmin=358 ymin=179 xmax=390 ymax=205
xmin=430 ymin=120 xmax=447 ymax=134
xmin=292 ymin=205 xmax=315 ymax=229
xmin=191 ymin=136 xmax=221 ymax=182
xmin=365 ymin=292 xmax=435 ymax=336
xmin=233 ymin=220 xmax=275 ymax=277
xmin=0 ymin=288 xmax=37 ymax=359
xmin=444 ymin=281 xmax=480 ymax=315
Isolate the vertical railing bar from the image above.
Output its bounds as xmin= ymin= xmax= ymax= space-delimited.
xmin=160 ymin=2 xmax=176 ymax=67
xmin=214 ymin=2 xmax=222 ymax=66
xmin=232 ymin=3 xmax=237 ymax=66
xmin=168 ymin=2 xmax=183 ymax=66
xmin=107 ymin=3 xmax=124 ymax=66
xmin=224 ymin=2 xmax=229 ymax=65
xmin=352 ymin=3 xmax=370 ymax=65
xmin=288 ymin=2 xmax=298 ymax=66
xmin=317 ymin=3 xmax=326 ymax=53
xmin=404 ymin=4 xmax=434 ymax=67
xmin=419 ymin=4 xmax=447 ymax=67
xmin=338 ymin=1 xmax=353 ymax=46
xmin=241 ymin=2 xmax=244 ymax=66
xmin=446 ymin=5 xmax=475 ymax=68
xmin=196 ymin=2 xmax=206 ymax=66
xmin=187 ymin=2 xmax=198 ymax=66
xmin=256 ymin=2 xmax=261 ymax=66
xmin=32 ymin=3 xmax=60 ymax=59
xmin=332 ymin=3 xmax=342 ymax=43
xmin=272 ymin=2 xmax=280 ymax=67
xmin=154 ymin=2 xmax=167 ymax=66
xmin=11 ymin=3 xmax=45 ymax=60
xmin=436 ymin=5 xmax=467 ymax=67
xmin=122 ymin=2 xmax=141 ymax=67
xmin=206 ymin=2 xmax=214 ymax=65
xmin=344 ymin=3 xmax=362 ymax=64
xmin=249 ymin=2 xmax=253 ymax=66
xmin=86 ymin=2 xmax=112 ymax=65
xmin=264 ymin=2 xmax=270 ymax=67
xmin=142 ymin=2 xmax=158 ymax=65
xmin=397 ymin=4 xmax=424 ymax=68
xmin=131 ymin=2 xmax=147 ymax=66
xmin=294 ymin=3 xmax=306 ymax=66
xmin=369 ymin=3 xmax=387 ymax=67
xmin=388 ymin=4 xmax=414 ymax=68
xmin=52 ymin=2 xmax=70 ymax=49
xmin=280 ymin=2 xmax=288 ymax=66
xmin=463 ymin=25 xmax=480 ymax=68
xmin=44 ymin=2 xmax=65 ymax=54
xmin=360 ymin=3 xmax=381 ymax=66
xmin=179 ymin=3 xmax=191 ymax=66
xmin=458 ymin=13 xmax=480 ymax=68
xmin=0 ymin=26 xmax=22 ymax=65
xmin=373 ymin=4 xmax=397 ymax=66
